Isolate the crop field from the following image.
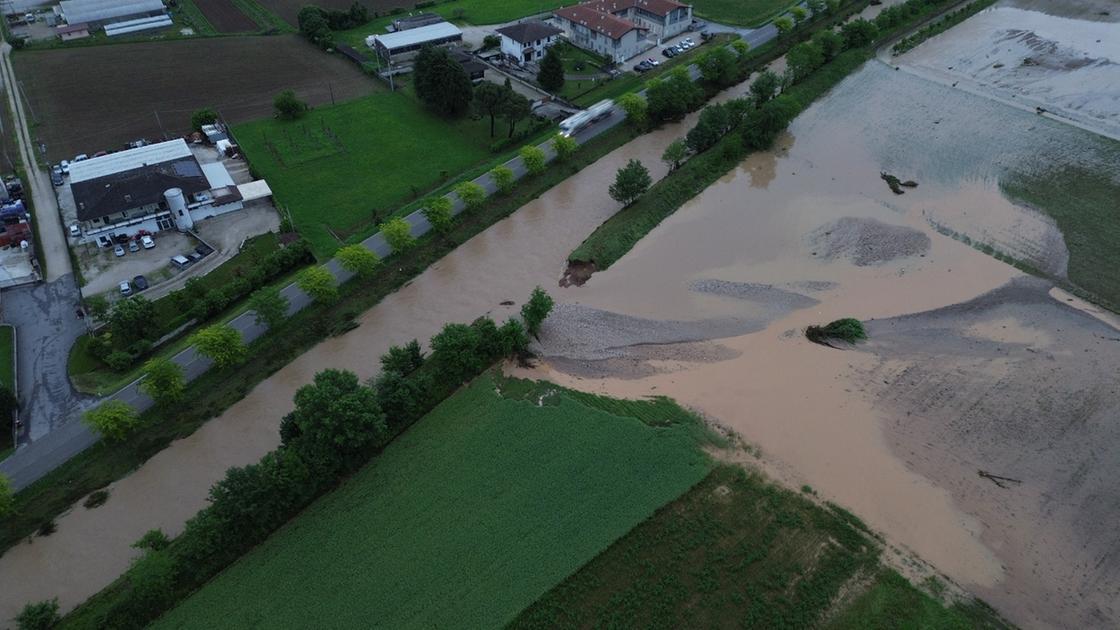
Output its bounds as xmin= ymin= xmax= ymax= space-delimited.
xmin=233 ymin=89 xmax=497 ymax=257
xmin=512 ymin=466 xmax=1010 ymax=629
xmin=193 ymin=0 xmax=257 ymax=31
xmin=13 ymin=35 xmax=374 ymax=162
xmin=155 ymin=374 xmax=714 ymax=629
xmin=691 ymin=0 xmax=798 ymax=27
xmin=265 ymin=0 xmax=566 ymax=28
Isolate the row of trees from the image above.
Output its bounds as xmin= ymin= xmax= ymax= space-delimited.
xmin=63 ymin=288 xmax=555 ymax=629
xmin=297 ymin=2 xmax=371 ymax=50
xmin=471 ymin=79 xmax=533 ymax=138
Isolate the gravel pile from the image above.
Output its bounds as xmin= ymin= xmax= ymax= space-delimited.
xmin=811 ymin=217 xmax=931 ymax=266
xmin=689 ymin=280 xmax=821 ymax=309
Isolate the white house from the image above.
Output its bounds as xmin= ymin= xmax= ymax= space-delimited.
xmin=495 ymin=20 xmax=562 ymax=64
xmin=553 ymin=4 xmax=645 ymax=63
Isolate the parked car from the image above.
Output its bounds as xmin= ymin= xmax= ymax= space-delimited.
xmin=93 ymin=151 xmax=108 ymax=158
xmin=170 ymin=254 xmax=190 ymax=269
xmin=195 ymin=243 xmax=213 ymax=256
xmin=647 ymin=57 xmax=660 ymax=66
xmin=187 ymin=252 xmax=203 ymax=264
xmin=113 ymin=244 xmax=125 ymax=257
xmin=674 ymin=43 xmax=686 ymax=53
xmin=128 ymin=240 xmax=140 ymax=253
xmin=683 ymin=37 xmax=695 ymax=47
xmin=69 ymin=224 xmax=80 ymax=238
xmin=74 ymin=154 xmax=89 ymax=162
xmin=141 ymin=235 xmax=155 ymax=249
xmin=662 ymin=47 xmax=676 ymax=58
xmin=59 ymin=160 xmax=70 ymax=174
xmin=119 ymin=281 xmax=132 ymax=296
xmin=51 ymin=168 xmax=63 ymax=186
xmin=635 ymin=61 xmax=652 ymax=72
xmin=132 ymin=275 xmax=149 ymax=291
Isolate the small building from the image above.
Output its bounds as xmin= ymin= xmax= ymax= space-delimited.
xmin=496 ymin=20 xmax=562 ymax=64
xmin=58 ymin=0 xmax=165 ymax=28
xmin=390 ymin=12 xmax=442 ymax=32
xmin=553 ymin=4 xmax=644 ymax=63
xmin=367 ymin=21 xmax=463 ymax=62
xmin=450 ymin=50 xmax=486 ymax=82
xmin=68 ymin=139 xmax=258 ymax=244
xmin=103 ymin=13 xmax=173 ymax=36
xmin=56 ymin=22 xmax=90 ymax=40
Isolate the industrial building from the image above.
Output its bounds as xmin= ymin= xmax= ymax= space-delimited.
xmin=366 ymin=20 xmax=462 ymax=62
xmin=68 ymin=139 xmax=271 ymax=245
xmin=57 ymin=0 xmax=165 ymax=29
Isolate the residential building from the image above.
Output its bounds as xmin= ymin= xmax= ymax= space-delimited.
xmin=68 ymin=139 xmax=269 ymax=245
xmin=553 ymin=4 xmax=644 ymax=63
xmin=583 ymin=0 xmax=692 ymax=41
xmin=367 ymin=21 xmax=463 ymax=62
xmin=495 ymin=20 xmax=562 ymax=63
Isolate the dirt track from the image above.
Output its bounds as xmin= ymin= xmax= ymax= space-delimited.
xmin=13 ymin=35 xmax=375 ymax=161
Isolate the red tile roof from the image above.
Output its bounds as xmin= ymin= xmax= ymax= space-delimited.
xmin=555 ymin=4 xmax=641 ymax=40
xmin=583 ymin=0 xmax=689 ymax=17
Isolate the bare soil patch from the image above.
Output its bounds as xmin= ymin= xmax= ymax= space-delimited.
xmin=13 ymin=35 xmax=375 ymax=162
xmin=195 ymin=0 xmax=258 ymax=32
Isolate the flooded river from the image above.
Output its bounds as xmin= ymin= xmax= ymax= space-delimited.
xmin=3 ymin=3 xmax=1117 ymax=627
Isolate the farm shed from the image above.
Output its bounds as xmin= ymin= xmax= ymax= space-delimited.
xmin=58 ymin=0 xmax=164 ymax=27
xmin=104 ymin=14 xmax=172 ymax=36
xmin=56 ymin=22 xmax=89 ymax=40
xmin=367 ymin=21 xmax=462 ymax=62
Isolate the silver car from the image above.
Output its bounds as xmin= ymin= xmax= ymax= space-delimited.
xmin=113 ymin=244 xmax=125 ymax=257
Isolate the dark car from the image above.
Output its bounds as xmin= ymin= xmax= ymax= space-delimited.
xmin=132 ymin=275 xmax=149 ymax=291
xmin=187 ymin=252 xmax=203 ymax=264
xmin=195 ymin=243 xmax=214 ymax=256
xmin=662 ymin=47 xmax=676 ymax=58
xmin=635 ymin=61 xmax=652 ymax=73
xmin=50 ymin=168 xmax=63 ymax=186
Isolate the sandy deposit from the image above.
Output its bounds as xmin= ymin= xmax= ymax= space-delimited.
xmin=810 ymin=216 xmax=931 ymax=266
xmin=894 ymin=3 xmax=1120 ymax=140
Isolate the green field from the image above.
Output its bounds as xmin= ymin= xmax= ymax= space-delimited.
xmin=234 ymin=91 xmax=496 ymax=257
xmin=512 ymin=466 xmax=1010 ymax=629
xmin=156 ymin=374 xmax=715 ymax=629
xmin=691 ymin=0 xmax=799 ymax=27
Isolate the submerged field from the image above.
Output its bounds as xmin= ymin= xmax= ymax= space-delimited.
xmin=233 ymin=89 xmax=498 ymax=257
xmin=155 ymin=375 xmax=715 ymax=629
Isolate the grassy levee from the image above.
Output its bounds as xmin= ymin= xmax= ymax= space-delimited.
xmin=1000 ymin=167 xmax=1120 ymax=313
xmin=570 ymin=48 xmax=871 ymax=270
xmin=692 ymin=0 xmax=802 ymax=27
xmin=569 ymin=0 xmax=977 ymax=272
xmin=150 ymin=375 xmax=716 ymax=629
xmin=0 ymin=123 xmax=636 ymax=562
xmin=511 ymin=466 xmax=1012 ymax=629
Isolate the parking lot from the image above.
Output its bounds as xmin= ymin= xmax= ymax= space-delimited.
xmin=76 ymin=230 xmax=203 ymax=298
xmin=624 ymin=31 xmax=707 ymax=73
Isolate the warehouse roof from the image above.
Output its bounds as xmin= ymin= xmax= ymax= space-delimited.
xmin=69 ymin=139 xmax=191 ymax=184
xmin=59 ymin=0 xmax=165 ymax=25
xmin=372 ymin=21 xmax=462 ymax=51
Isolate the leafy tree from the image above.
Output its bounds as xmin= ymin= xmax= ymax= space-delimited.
xmin=498 ymin=318 xmax=530 ymax=355
xmin=297 ymin=6 xmax=332 ymax=48
xmin=455 ymin=181 xmax=486 ymax=211
xmin=297 ymin=266 xmax=338 ymax=304
xmin=414 ymin=46 xmax=473 ymax=117
xmin=521 ymin=286 xmax=554 ymax=339
xmin=750 ymin=69 xmax=781 ymax=106
xmin=616 ymin=92 xmax=648 ymax=128
xmin=429 ymin=323 xmax=485 ymax=382
xmin=285 ymin=369 xmax=385 ymax=462
xmin=106 ymin=351 xmax=133 ymax=371
xmin=551 ymin=133 xmax=577 ymax=161
xmin=471 ymin=80 xmax=508 ymax=137
xmin=826 ymin=0 xmax=841 ymax=13
xmin=698 ymin=46 xmax=737 ymax=86
xmin=812 ymin=29 xmax=844 ymax=60
xmin=86 ymin=295 xmax=110 ymax=319
xmin=482 ymin=34 xmax=500 ymax=50
xmin=274 ymin=90 xmax=308 ymax=120
xmin=380 ymin=217 xmax=415 ymax=252
xmin=119 ymin=549 xmax=176 ymax=622
xmin=519 ymin=145 xmax=546 ymax=175
xmin=190 ymin=108 xmax=218 ymax=132
xmin=500 ymin=90 xmax=532 ymax=138
xmin=110 ymin=296 xmax=159 ymax=343
xmin=662 ymin=138 xmax=687 ymax=171
xmin=686 ymin=103 xmax=732 ymax=153
xmin=787 ymin=41 xmax=825 ymax=80
xmin=83 ymin=400 xmax=142 ymax=441
xmin=0 ymin=474 xmax=13 ymax=517
xmin=774 ymin=16 xmax=794 ymax=37
xmin=193 ymin=324 xmax=247 ymax=369
xmin=380 ymin=339 xmax=424 ymax=375
xmin=372 ymin=369 xmax=429 ymax=428
xmin=841 ymin=18 xmax=878 ymax=49
xmin=609 ymin=159 xmax=652 ymax=207
xmin=490 ymin=165 xmax=515 ymax=194
xmin=248 ymin=286 xmax=289 ymax=329
xmin=139 ymin=357 xmax=185 ymax=406
xmin=347 ymin=1 xmax=368 ymax=25
xmin=790 ymin=6 xmax=808 ymax=24
xmin=422 ymin=196 xmax=455 ymax=233
xmin=741 ymin=94 xmax=800 ymax=150
xmin=537 ymin=46 xmax=565 ymax=92
xmin=16 ymin=599 xmax=59 ymax=630
xmin=132 ymin=529 xmax=170 ymax=552
xmin=336 ymin=244 xmax=380 ymax=279
xmin=731 ymin=39 xmax=750 ymax=59
xmin=645 ymin=67 xmax=704 ymax=123
xmin=807 ymin=0 xmax=827 ymax=15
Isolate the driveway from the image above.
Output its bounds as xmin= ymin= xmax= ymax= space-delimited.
xmin=2 ymin=274 xmax=93 ymax=443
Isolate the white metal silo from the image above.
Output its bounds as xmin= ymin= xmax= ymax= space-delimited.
xmin=165 ymin=187 xmax=193 ymax=232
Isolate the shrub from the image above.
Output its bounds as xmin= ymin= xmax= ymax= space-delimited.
xmin=380 ymin=217 xmax=415 ymax=253
xmin=551 ymin=133 xmax=578 ymax=161
xmin=190 ymin=108 xmax=218 ymax=132
xmin=481 ymin=34 xmax=500 ymax=50
xmin=16 ymin=599 xmax=59 ymax=630
xmin=105 ymin=351 xmax=133 ymax=371
xmin=455 ymin=181 xmax=486 ymax=211
xmin=139 ymin=357 xmax=186 ymax=406
xmin=661 ymin=139 xmax=687 ymax=171
xmin=193 ymin=324 xmax=247 ymax=369
xmin=83 ymin=400 xmax=142 ymax=441
xmin=274 ymin=90 xmax=309 ymax=120
xmin=489 ymin=165 xmax=515 ymax=195
xmin=805 ymin=318 xmax=866 ymax=345
xmin=521 ymin=286 xmax=554 ymax=339
xmin=84 ymin=489 xmax=110 ymax=509
xmin=0 ymin=474 xmax=13 ymax=517
xmin=297 ymin=266 xmax=339 ymax=304
xmin=380 ymin=339 xmax=424 ymax=375
xmin=519 ymin=145 xmax=546 ymax=175
xmin=336 ymin=244 xmax=380 ymax=280
xmin=132 ymin=528 xmax=171 ymax=552
xmin=422 ymin=197 xmax=455 ymax=233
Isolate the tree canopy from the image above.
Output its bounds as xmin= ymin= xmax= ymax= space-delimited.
xmin=380 ymin=217 xmax=415 ymax=252
xmin=297 ymin=266 xmax=339 ymax=304
xmin=193 ymin=324 xmax=247 ymax=369
xmin=274 ymin=90 xmax=308 ymax=120
xmin=336 ymin=244 xmax=381 ymax=279
xmin=414 ymin=46 xmax=473 ymax=117
xmin=537 ymin=47 xmax=565 ymax=93
xmin=83 ymin=400 xmax=142 ymax=441
xmin=422 ymin=196 xmax=455 ymax=233
xmin=521 ymin=286 xmax=554 ymax=339
xmin=139 ymin=357 xmax=185 ymax=406
xmin=248 ymin=286 xmax=289 ymax=329
xmin=608 ymin=159 xmax=652 ymax=206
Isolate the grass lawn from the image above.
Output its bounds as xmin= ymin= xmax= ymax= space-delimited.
xmin=0 ymin=325 xmax=14 ymax=391
xmin=691 ymin=0 xmax=800 ymax=27
xmin=234 ymin=91 xmax=498 ymax=258
xmin=155 ymin=374 xmax=715 ymax=629
xmin=1001 ymin=164 xmax=1120 ymax=313
xmin=512 ymin=466 xmax=1010 ymax=629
